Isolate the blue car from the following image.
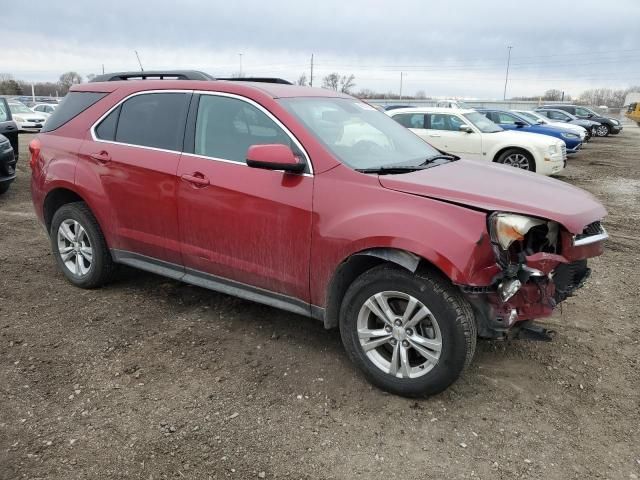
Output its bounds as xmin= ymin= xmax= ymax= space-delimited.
xmin=476 ymin=109 xmax=583 ymax=154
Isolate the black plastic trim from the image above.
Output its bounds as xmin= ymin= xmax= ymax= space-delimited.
xmin=110 ymin=249 xmax=325 ymax=321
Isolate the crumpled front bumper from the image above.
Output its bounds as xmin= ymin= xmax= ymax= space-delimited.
xmin=463 ymin=228 xmax=605 ymax=339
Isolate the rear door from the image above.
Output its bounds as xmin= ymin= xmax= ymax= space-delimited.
xmin=79 ymin=91 xmax=191 ymax=265
xmin=0 ymin=98 xmax=19 ymax=159
xmin=176 ymin=93 xmax=313 ymax=301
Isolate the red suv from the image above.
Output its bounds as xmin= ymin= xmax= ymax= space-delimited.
xmin=30 ymin=71 xmax=608 ymax=397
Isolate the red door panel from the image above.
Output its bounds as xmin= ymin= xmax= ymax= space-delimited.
xmin=176 ymin=155 xmax=313 ymax=301
xmin=78 ymin=140 xmax=183 ymax=264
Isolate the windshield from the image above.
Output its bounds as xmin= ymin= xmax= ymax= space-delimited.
xmin=9 ymin=102 xmax=33 ymax=114
xmin=516 ymin=111 xmax=546 ymax=123
xmin=279 ymin=98 xmax=441 ymax=170
xmin=463 ymin=112 xmax=503 ymax=133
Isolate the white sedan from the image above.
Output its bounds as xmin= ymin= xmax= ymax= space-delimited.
xmin=31 ymin=103 xmax=57 ymax=116
xmin=512 ymin=109 xmax=589 ymax=142
xmin=387 ymin=107 xmax=566 ymax=176
xmin=8 ymin=102 xmax=47 ymax=132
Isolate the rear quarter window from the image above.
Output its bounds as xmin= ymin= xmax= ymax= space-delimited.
xmin=41 ymin=92 xmax=108 ymax=132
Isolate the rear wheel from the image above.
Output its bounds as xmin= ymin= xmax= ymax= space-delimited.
xmin=595 ymin=124 xmax=610 ymax=137
xmin=339 ymin=265 xmax=476 ymax=397
xmin=50 ymin=202 xmax=115 ymax=288
xmin=496 ymin=148 xmax=535 ymax=171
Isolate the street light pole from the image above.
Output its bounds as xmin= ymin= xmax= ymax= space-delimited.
xmin=239 ymin=53 xmax=243 ymax=77
xmin=503 ymin=46 xmax=512 ymax=100
xmin=399 ymin=72 xmax=405 ymax=100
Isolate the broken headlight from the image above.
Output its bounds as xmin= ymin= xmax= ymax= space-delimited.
xmin=489 ymin=213 xmax=546 ymax=250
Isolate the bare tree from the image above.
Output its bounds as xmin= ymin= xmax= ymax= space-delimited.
xmin=542 ymin=89 xmax=564 ymax=101
xmin=58 ymin=71 xmax=83 ymax=94
xmin=415 ymin=90 xmax=426 ymax=99
xmin=339 ymin=74 xmax=356 ymax=94
xmin=296 ymin=73 xmax=308 ymax=86
xmin=322 ymin=73 xmax=340 ymax=91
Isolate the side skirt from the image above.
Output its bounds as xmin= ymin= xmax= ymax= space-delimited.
xmin=111 ymin=249 xmax=325 ymax=322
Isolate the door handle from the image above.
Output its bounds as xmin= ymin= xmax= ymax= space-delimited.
xmin=181 ymin=172 xmax=210 ymax=188
xmin=89 ymin=151 xmax=112 ymax=164
xmin=5 ymin=125 xmax=16 ymax=130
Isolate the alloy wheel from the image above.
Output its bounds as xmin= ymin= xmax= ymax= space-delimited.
xmin=503 ymin=153 xmax=531 ymax=170
xmin=357 ymin=291 xmax=442 ymax=379
xmin=595 ymin=125 xmax=609 ymax=137
xmin=57 ymin=219 xmax=93 ymax=277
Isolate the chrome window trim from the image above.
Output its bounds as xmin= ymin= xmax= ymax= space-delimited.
xmin=89 ymin=89 xmax=314 ymax=175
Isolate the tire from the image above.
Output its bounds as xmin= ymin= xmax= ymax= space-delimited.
xmin=0 ymin=182 xmax=10 ymax=195
xmin=339 ymin=265 xmax=476 ymax=397
xmin=50 ymin=202 xmax=115 ymax=288
xmin=594 ymin=124 xmax=610 ymax=137
xmin=495 ymin=148 xmax=535 ymax=172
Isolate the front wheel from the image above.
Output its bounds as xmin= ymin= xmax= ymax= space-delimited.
xmin=594 ymin=124 xmax=610 ymax=137
xmin=339 ymin=266 xmax=476 ymax=397
xmin=495 ymin=148 xmax=535 ymax=171
xmin=0 ymin=182 xmax=10 ymax=195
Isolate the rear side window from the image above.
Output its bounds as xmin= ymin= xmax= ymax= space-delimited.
xmin=95 ymin=106 xmax=120 ymax=141
xmin=392 ymin=113 xmax=425 ymax=129
xmin=41 ymin=92 xmax=107 ymax=132
xmin=114 ymin=93 xmax=190 ymax=151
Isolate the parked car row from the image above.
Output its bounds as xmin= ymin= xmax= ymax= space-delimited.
xmin=27 ymin=71 xmax=608 ymax=398
xmin=0 ymin=97 xmax=18 ymax=195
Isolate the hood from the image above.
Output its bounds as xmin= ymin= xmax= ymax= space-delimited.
xmin=491 ymin=129 xmax=562 ymax=148
xmin=378 ymin=159 xmax=606 ymax=234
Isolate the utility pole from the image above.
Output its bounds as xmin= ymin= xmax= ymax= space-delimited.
xmin=502 ymin=46 xmax=512 ymax=100
xmin=102 ymin=64 xmax=105 ymax=75
xmin=135 ymin=50 xmax=144 ymax=71
xmin=399 ymin=72 xmax=405 ymax=100
xmin=31 ymin=82 xmax=35 ymax=103
xmin=310 ymin=54 xmax=314 ymax=87
xmin=239 ymin=53 xmax=243 ymax=77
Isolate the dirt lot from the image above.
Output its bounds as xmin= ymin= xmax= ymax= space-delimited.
xmin=1 ymin=121 xmax=639 ymax=480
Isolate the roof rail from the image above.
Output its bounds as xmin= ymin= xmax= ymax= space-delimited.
xmin=217 ymin=77 xmax=293 ymax=85
xmin=90 ymin=70 xmax=215 ymax=82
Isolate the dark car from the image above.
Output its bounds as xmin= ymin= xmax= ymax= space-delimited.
xmin=534 ymin=108 xmax=600 ymax=137
xmin=0 ymin=97 xmax=19 ymax=160
xmin=539 ymin=105 xmax=622 ymax=137
xmin=0 ymin=133 xmax=16 ymax=194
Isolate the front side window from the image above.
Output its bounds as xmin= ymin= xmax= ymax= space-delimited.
xmin=0 ymin=102 xmax=8 ymax=122
xmin=194 ymin=95 xmax=295 ymax=163
xmin=114 ymin=93 xmax=190 ymax=151
xmin=280 ymin=97 xmax=441 ymax=170
xmin=427 ymin=114 xmax=465 ymax=131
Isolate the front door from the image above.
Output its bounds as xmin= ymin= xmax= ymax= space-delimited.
xmin=176 ymin=93 xmax=313 ymax=302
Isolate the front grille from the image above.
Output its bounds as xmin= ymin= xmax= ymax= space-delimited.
xmin=573 ymin=221 xmax=607 ymax=246
xmin=561 ymin=144 xmax=567 ymax=159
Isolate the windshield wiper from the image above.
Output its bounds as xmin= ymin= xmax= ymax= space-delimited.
xmin=355 ymin=165 xmax=429 ymax=175
xmin=421 ymin=154 xmax=457 ymax=165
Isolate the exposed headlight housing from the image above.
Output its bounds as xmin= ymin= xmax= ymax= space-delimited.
xmin=489 ymin=213 xmax=547 ymax=250
xmin=14 ymin=116 xmax=24 ymax=122
xmin=561 ymin=132 xmax=579 ymax=139
xmin=547 ymin=144 xmax=558 ymax=154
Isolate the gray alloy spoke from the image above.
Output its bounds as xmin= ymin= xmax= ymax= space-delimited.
xmin=60 ymin=248 xmax=75 ymax=262
xmin=75 ymin=254 xmax=83 ymax=276
xmin=404 ymin=306 xmax=430 ymax=329
xmin=388 ymin=342 xmax=400 ymax=376
xmin=409 ymin=338 xmax=440 ymax=364
xmin=358 ymin=328 xmax=391 ymax=340
xmin=409 ymin=333 xmax=442 ymax=352
xmin=365 ymin=295 xmax=393 ymax=326
xmin=401 ymin=297 xmax=419 ymax=324
xmin=361 ymin=335 xmax=393 ymax=352
xmin=398 ymin=344 xmax=411 ymax=378
xmin=60 ymin=222 xmax=76 ymax=242
xmin=79 ymin=246 xmax=93 ymax=262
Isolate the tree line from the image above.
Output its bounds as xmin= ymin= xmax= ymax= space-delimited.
xmin=0 ymin=72 xmax=85 ymax=97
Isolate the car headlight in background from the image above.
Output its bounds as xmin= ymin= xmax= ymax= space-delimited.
xmin=611 ymin=119 xmax=620 ymax=125
xmin=489 ymin=213 xmax=547 ymax=250
xmin=13 ymin=116 xmax=24 ymax=122
xmin=561 ymin=132 xmax=579 ymax=139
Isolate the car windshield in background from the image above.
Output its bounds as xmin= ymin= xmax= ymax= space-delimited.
xmin=279 ymin=98 xmax=442 ymax=170
xmin=8 ymin=103 xmax=33 ymax=114
xmin=463 ymin=112 xmax=503 ymax=133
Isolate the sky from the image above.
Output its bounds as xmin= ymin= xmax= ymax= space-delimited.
xmin=3 ymin=0 xmax=640 ymax=99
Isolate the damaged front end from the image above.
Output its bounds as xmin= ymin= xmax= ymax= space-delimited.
xmin=464 ymin=212 xmax=607 ymax=340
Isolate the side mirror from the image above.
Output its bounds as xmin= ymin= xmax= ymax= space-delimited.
xmin=458 ymin=124 xmax=473 ymax=133
xmin=246 ymin=144 xmax=305 ymax=173
xmin=514 ymin=121 xmax=527 ymax=127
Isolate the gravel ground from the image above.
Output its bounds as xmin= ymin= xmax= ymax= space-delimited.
xmin=1 ymin=121 xmax=639 ymax=480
